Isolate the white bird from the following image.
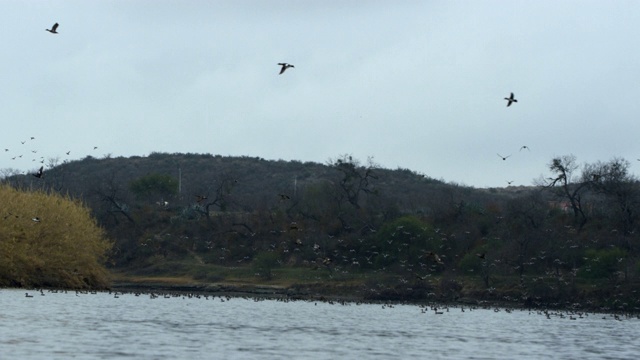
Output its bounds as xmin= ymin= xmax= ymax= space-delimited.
xmin=46 ymin=23 xmax=59 ymax=34
xmin=497 ymin=153 xmax=511 ymax=161
xmin=278 ymin=63 xmax=295 ymax=74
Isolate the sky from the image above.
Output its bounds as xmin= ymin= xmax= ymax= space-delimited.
xmin=2 ymin=1 xmax=640 ymax=188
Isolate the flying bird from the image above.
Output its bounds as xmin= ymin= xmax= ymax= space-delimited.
xmin=278 ymin=194 xmax=291 ymax=200
xmin=33 ymin=166 xmax=44 ymax=178
xmin=46 ymin=23 xmax=59 ymax=34
xmin=66 ymin=151 xmax=70 ymax=155
xmin=504 ymin=92 xmax=517 ymax=107
xmin=520 ymin=145 xmax=530 ymax=151
xmin=497 ymin=153 xmax=511 ymax=161
xmin=278 ymin=63 xmax=294 ymax=74
xmin=424 ymin=251 xmax=444 ymax=264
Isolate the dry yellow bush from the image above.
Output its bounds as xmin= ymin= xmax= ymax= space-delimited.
xmin=0 ymin=184 xmax=112 ymax=289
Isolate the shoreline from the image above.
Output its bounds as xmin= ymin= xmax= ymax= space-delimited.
xmin=107 ymin=280 xmax=635 ymax=315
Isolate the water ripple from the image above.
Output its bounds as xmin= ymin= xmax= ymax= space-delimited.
xmin=1 ymin=289 xmax=638 ymax=359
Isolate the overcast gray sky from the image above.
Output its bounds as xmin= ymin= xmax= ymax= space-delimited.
xmin=2 ymin=1 xmax=640 ymax=188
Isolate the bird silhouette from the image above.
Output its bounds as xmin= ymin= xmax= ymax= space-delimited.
xmin=504 ymin=92 xmax=517 ymax=107
xmin=497 ymin=153 xmax=511 ymax=161
xmin=278 ymin=63 xmax=294 ymax=74
xmin=32 ymin=166 xmax=44 ymax=178
xmin=520 ymin=145 xmax=530 ymax=151
xmin=424 ymin=251 xmax=444 ymax=264
xmin=46 ymin=23 xmax=59 ymax=34
xmin=278 ymin=194 xmax=291 ymax=200
xmin=507 ymin=180 xmax=514 ymax=185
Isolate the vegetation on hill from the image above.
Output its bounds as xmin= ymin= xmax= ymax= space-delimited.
xmin=1 ymin=152 xmax=640 ymax=310
xmin=0 ymin=185 xmax=112 ymax=289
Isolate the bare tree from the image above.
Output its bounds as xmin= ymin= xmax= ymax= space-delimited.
xmin=193 ymin=173 xmax=238 ymax=220
xmin=329 ymin=154 xmax=379 ymax=210
xmin=92 ymin=172 xmax=135 ymax=224
xmin=539 ymin=155 xmax=589 ymax=230
xmin=583 ymin=157 xmax=640 ymax=237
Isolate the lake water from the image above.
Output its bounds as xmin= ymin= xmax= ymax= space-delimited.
xmin=1 ymin=288 xmax=639 ymax=359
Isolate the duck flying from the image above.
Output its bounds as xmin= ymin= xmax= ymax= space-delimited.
xmin=504 ymin=92 xmax=517 ymax=107
xmin=278 ymin=63 xmax=294 ymax=74
xmin=46 ymin=23 xmax=59 ymax=34
xmin=33 ymin=166 xmax=44 ymax=178
xmin=195 ymin=195 xmax=208 ymax=203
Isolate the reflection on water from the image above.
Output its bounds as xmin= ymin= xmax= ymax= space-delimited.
xmin=1 ymin=289 xmax=638 ymax=359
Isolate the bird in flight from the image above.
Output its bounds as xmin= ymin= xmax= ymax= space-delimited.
xmin=497 ymin=153 xmax=511 ymax=161
xmin=46 ymin=23 xmax=59 ymax=34
xmin=33 ymin=166 xmax=44 ymax=178
xmin=278 ymin=63 xmax=294 ymax=74
xmin=506 ymin=180 xmax=514 ymax=185
xmin=278 ymin=194 xmax=291 ymax=200
xmin=504 ymin=92 xmax=517 ymax=107
xmin=520 ymin=145 xmax=530 ymax=151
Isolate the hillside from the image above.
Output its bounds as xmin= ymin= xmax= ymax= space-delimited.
xmin=2 ymin=152 xmax=639 ymax=310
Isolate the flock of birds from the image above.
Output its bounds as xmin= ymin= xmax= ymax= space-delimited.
xmin=19 ymin=288 xmax=638 ymax=321
xmin=12 ymin=22 xmax=630 ymax=318
xmin=3 ymin=22 xmax=528 ymax=185
xmin=1 ymin=23 xmax=299 ymax=181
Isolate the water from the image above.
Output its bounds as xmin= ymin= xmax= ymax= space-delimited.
xmin=1 ymin=289 xmax=639 ymax=359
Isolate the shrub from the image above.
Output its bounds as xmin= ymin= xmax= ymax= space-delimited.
xmin=252 ymin=251 xmax=280 ymax=280
xmin=0 ymin=185 xmax=112 ymax=288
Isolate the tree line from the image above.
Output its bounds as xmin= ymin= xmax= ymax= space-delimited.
xmin=2 ymin=152 xmax=639 ymax=308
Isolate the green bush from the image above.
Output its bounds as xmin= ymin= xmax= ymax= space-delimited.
xmin=578 ymin=247 xmax=626 ymax=279
xmin=252 ymin=251 xmax=280 ymax=280
xmin=129 ymin=173 xmax=178 ymax=201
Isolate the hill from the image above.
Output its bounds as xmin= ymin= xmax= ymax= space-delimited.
xmin=2 ymin=152 xmax=639 ymax=311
